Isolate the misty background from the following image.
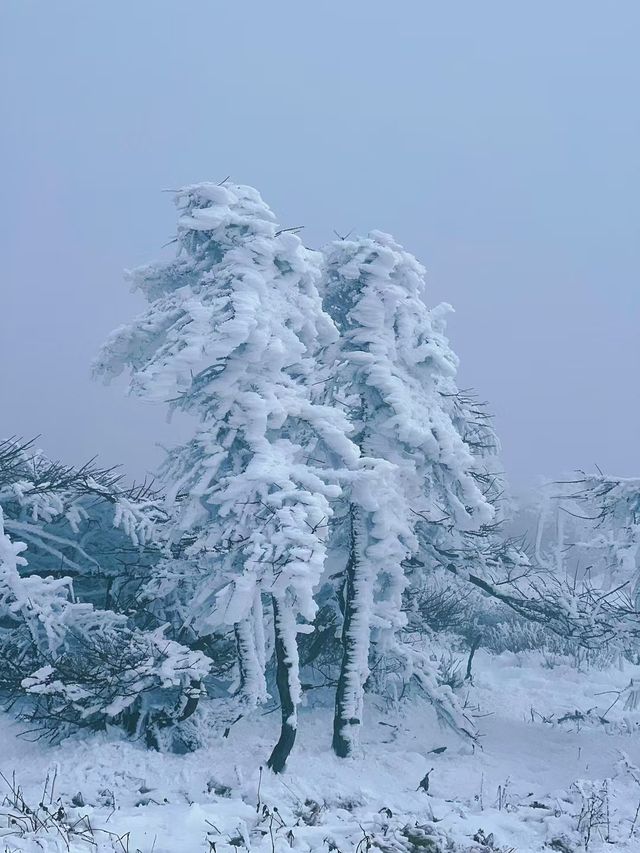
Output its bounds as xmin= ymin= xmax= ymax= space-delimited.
xmin=1 ymin=1 xmax=638 ymax=494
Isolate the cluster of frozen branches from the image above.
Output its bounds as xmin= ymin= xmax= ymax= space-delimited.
xmin=3 ymin=181 xmax=638 ymax=772
xmin=522 ymin=472 xmax=640 ymax=648
xmin=0 ymin=438 xmax=209 ymax=746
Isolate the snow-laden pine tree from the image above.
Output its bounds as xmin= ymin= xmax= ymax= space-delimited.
xmin=0 ymin=438 xmax=209 ymax=744
xmin=95 ymin=183 xmax=362 ymax=771
xmin=321 ymin=231 xmax=497 ymax=757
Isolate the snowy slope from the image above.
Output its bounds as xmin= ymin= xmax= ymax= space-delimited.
xmin=3 ymin=650 xmax=640 ymax=852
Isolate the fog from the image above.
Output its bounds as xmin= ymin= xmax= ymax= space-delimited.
xmin=2 ymin=1 xmax=638 ymax=491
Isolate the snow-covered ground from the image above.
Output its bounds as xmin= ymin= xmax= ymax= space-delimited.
xmin=3 ymin=650 xmax=640 ymax=852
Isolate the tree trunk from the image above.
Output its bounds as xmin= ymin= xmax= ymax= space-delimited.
xmin=234 ymin=616 xmax=266 ymax=703
xmin=267 ymin=596 xmax=298 ymax=773
xmin=465 ymin=635 xmax=482 ymax=682
xmin=332 ymin=506 xmax=374 ymax=757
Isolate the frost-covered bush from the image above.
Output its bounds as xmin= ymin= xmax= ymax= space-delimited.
xmin=482 ymin=615 xmax=580 ymax=657
xmin=0 ymin=623 xmax=209 ymax=746
xmin=0 ymin=437 xmax=162 ymax=616
xmin=481 ymin=616 xmax=626 ymax=672
xmin=0 ymin=439 xmax=210 ymax=744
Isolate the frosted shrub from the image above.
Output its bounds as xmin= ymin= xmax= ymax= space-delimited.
xmin=0 ymin=440 xmax=208 ymax=744
xmin=483 ymin=616 xmax=580 ymax=657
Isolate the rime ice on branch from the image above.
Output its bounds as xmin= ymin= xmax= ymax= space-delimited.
xmin=0 ymin=438 xmax=208 ymax=741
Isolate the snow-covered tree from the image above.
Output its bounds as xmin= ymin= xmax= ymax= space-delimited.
xmin=535 ymin=475 xmax=640 ymax=600
xmin=525 ymin=473 xmax=640 ymax=649
xmin=321 ymin=231 xmax=497 ymax=756
xmin=94 ymin=183 xmax=362 ymax=771
xmin=0 ymin=438 xmax=209 ymax=743
xmin=575 ymin=475 xmax=640 ymax=603
xmin=0 ymin=437 xmax=164 ymax=612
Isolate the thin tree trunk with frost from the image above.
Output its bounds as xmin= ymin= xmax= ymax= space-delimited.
xmin=332 ymin=506 xmax=375 ymax=757
xmin=234 ymin=616 xmax=267 ymax=703
xmin=267 ymin=596 xmax=298 ymax=773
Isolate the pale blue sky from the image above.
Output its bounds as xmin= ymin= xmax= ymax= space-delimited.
xmin=1 ymin=1 xmax=638 ymax=490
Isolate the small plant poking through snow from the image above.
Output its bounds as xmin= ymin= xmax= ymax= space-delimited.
xmin=0 ymin=770 xmax=135 ymax=852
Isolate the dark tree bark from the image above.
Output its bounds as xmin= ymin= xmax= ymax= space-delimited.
xmin=332 ymin=506 xmax=372 ymax=758
xmin=177 ymin=680 xmax=202 ymax=721
xmin=267 ymin=596 xmax=297 ymax=773
xmin=465 ymin=635 xmax=482 ymax=682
